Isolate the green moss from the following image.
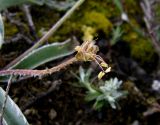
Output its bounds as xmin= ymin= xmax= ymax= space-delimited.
xmin=83 ymin=0 xmax=120 ymax=18
xmin=131 ymin=39 xmax=154 ymax=63
xmin=53 ymin=10 xmax=113 ymax=42
xmin=5 ymin=22 xmax=18 ymax=37
xmin=82 ymin=11 xmax=112 ymax=35
xmin=124 ymin=0 xmax=141 ymax=15
xmin=123 ymin=27 xmax=155 ymax=63
xmin=4 ymin=11 xmax=30 ymax=39
xmin=31 ymin=0 xmax=117 ymax=42
xmin=31 ymin=0 xmax=145 ymax=46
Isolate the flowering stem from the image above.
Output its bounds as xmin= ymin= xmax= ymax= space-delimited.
xmin=0 ymin=57 xmax=77 ymax=77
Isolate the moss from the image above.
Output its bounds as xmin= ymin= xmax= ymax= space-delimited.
xmin=123 ymin=26 xmax=155 ymax=64
xmin=31 ymin=0 xmax=145 ymax=46
xmin=4 ymin=11 xmax=30 ymax=39
xmin=53 ymin=10 xmax=113 ymax=42
xmin=82 ymin=11 xmax=112 ymax=35
xmin=124 ymin=0 xmax=141 ymax=15
xmin=31 ymin=6 xmax=60 ymax=41
xmin=32 ymin=6 xmax=60 ymax=29
xmin=30 ymin=0 xmax=117 ymax=42
xmin=131 ymin=39 xmax=154 ymax=63
xmin=83 ymin=0 xmax=120 ymax=18
xmin=5 ymin=22 xmax=18 ymax=38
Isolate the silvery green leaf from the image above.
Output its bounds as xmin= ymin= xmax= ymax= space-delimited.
xmin=0 ymin=87 xmax=29 ymax=125
xmin=0 ymin=0 xmax=28 ymax=10
xmin=11 ymin=39 xmax=76 ymax=69
xmin=0 ymin=0 xmax=75 ymax=11
xmin=79 ymin=66 xmax=92 ymax=85
xmin=98 ymin=77 xmax=125 ymax=109
xmin=93 ymin=100 xmax=104 ymax=110
xmin=0 ymin=13 xmax=4 ymax=49
xmin=79 ymin=66 xmax=85 ymax=83
xmin=102 ymin=77 xmax=122 ymax=91
xmin=0 ymin=39 xmax=77 ymax=82
xmin=85 ymin=92 xmax=101 ymax=101
xmin=0 ymin=0 xmax=44 ymax=10
xmin=29 ymin=0 xmax=45 ymax=5
xmin=45 ymin=0 xmax=76 ymax=11
xmin=111 ymin=26 xmax=123 ymax=45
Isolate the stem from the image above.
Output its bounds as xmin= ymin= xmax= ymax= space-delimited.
xmin=0 ymin=75 xmax=13 ymax=124
xmin=140 ymin=1 xmax=160 ymax=56
xmin=4 ymin=0 xmax=85 ymax=69
xmin=22 ymin=4 xmax=37 ymax=40
xmin=0 ymin=57 xmax=77 ymax=77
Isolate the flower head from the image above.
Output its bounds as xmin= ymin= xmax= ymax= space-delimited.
xmin=75 ymin=41 xmax=111 ymax=79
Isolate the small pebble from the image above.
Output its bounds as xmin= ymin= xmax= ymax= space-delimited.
xmin=49 ymin=109 xmax=57 ymax=120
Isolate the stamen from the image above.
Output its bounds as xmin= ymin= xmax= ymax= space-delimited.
xmin=93 ymin=58 xmax=105 ymax=72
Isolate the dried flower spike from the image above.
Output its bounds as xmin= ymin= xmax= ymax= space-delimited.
xmin=75 ymin=41 xmax=99 ymax=61
xmin=0 ymin=41 xmax=110 ymax=79
xmin=75 ymin=41 xmax=111 ymax=79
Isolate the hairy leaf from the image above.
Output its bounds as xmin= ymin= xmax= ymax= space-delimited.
xmin=0 ymin=87 xmax=29 ymax=125
xmin=0 ymin=0 xmax=46 ymax=11
xmin=11 ymin=39 xmax=76 ymax=69
xmin=0 ymin=39 xmax=77 ymax=82
xmin=0 ymin=0 xmax=75 ymax=11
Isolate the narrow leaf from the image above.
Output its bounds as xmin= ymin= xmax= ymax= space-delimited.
xmin=85 ymin=92 xmax=101 ymax=101
xmin=0 ymin=87 xmax=29 ymax=125
xmin=0 ymin=39 xmax=77 ymax=82
xmin=113 ymin=0 xmax=123 ymax=13
xmin=11 ymin=39 xmax=77 ymax=69
xmin=0 ymin=0 xmax=47 ymax=11
xmin=0 ymin=0 xmax=28 ymax=11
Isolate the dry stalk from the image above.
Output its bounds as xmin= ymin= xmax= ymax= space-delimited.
xmin=141 ymin=0 xmax=160 ymax=56
xmin=0 ymin=41 xmax=111 ymax=79
xmin=0 ymin=57 xmax=77 ymax=77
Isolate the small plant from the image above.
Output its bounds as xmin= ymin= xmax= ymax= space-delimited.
xmin=0 ymin=40 xmax=111 ymax=124
xmin=0 ymin=0 xmax=125 ymax=123
xmin=75 ymin=67 xmax=127 ymax=110
xmin=0 ymin=0 xmax=86 ymax=124
xmin=111 ymin=26 xmax=123 ymax=46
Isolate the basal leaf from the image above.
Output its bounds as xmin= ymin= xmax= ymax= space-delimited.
xmin=0 ymin=39 xmax=77 ymax=82
xmin=0 ymin=87 xmax=29 ymax=125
